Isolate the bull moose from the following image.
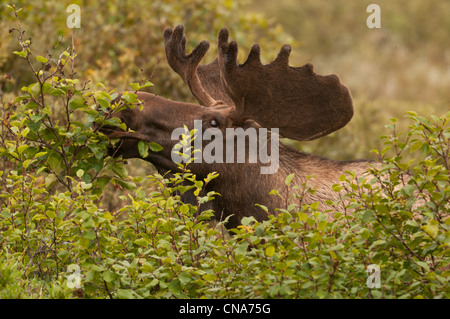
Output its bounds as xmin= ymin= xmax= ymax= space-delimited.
xmin=101 ymin=25 xmax=371 ymax=229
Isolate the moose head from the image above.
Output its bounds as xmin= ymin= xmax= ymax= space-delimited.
xmin=101 ymin=25 xmax=366 ymax=229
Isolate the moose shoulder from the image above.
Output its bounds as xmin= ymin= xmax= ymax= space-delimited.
xmin=101 ymin=25 xmax=373 ymax=229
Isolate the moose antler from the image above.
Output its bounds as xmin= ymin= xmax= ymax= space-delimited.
xmin=163 ymin=25 xmax=233 ymax=106
xmin=164 ymin=25 xmax=354 ymax=141
xmin=216 ymin=28 xmax=354 ymax=141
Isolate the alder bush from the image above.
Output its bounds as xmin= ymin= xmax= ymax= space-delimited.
xmin=0 ymin=6 xmax=449 ymax=299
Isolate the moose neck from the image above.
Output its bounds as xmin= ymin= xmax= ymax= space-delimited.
xmin=183 ymin=143 xmax=371 ymax=228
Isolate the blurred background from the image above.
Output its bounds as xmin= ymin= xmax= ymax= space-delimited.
xmin=1 ymin=0 xmax=449 ymax=163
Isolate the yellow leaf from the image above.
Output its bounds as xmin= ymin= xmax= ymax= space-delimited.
xmin=329 ymin=250 xmax=337 ymax=260
xmin=423 ymin=220 xmax=439 ymax=239
xmin=265 ymin=245 xmax=275 ymax=257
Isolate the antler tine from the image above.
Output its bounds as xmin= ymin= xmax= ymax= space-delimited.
xmin=272 ymin=44 xmax=292 ymax=67
xmin=218 ymin=29 xmax=261 ymax=70
xmin=244 ymin=44 xmax=262 ymax=66
xmin=164 ymin=25 xmax=217 ymax=107
xmin=217 ymin=28 xmax=238 ymax=72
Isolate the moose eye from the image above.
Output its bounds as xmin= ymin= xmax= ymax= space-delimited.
xmin=209 ymin=119 xmax=219 ymax=128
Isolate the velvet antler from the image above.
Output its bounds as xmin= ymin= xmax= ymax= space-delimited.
xmin=216 ymin=28 xmax=354 ymax=141
xmin=163 ymin=25 xmax=233 ymax=106
xmin=164 ymin=25 xmax=353 ymax=141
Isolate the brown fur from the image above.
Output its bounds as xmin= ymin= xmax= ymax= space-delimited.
xmin=101 ymin=25 xmax=369 ymax=229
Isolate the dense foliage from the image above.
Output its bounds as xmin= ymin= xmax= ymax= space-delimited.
xmin=0 ymin=2 xmax=449 ymax=299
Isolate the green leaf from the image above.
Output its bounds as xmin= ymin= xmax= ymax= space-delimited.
xmin=81 ymin=182 xmax=92 ymax=190
xmin=23 ymin=159 xmax=32 ymax=169
xmin=269 ymin=189 xmax=280 ymax=196
xmin=13 ymin=50 xmax=27 ymax=58
xmin=415 ymin=261 xmax=430 ymax=271
xmin=306 ymin=217 xmax=315 ymax=227
xmin=76 ymin=169 xmax=85 ymax=178
xmin=49 ymin=88 xmax=65 ymax=97
xmin=298 ymin=212 xmax=308 ymax=221
xmin=47 ymin=153 xmax=62 ymax=172
xmin=359 ymin=228 xmax=371 ymax=239
xmin=95 ymin=176 xmax=111 ymax=190
xmin=148 ymin=142 xmax=163 ymax=152
xmin=138 ymin=140 xmax=149 ymax=158
xmin=17 ymin=144 xmax=28 ymax=154
xmin=332 ymin=183 xmax=343 ymax=192
xmin=116 ymin=179 xmax=136 ymax=190
xmin=82 ymin=230 xmax=96 ymax=240
xmin=179 ymin=204 xmax=189 ymax=215
xmin=96 ymin=97 xmax=110 ymax=109
xmin=25 ymin=83 xmax=38 ymax=98
xmin=285 ymin=173 xmax=295 ymax=186
xmin=46 ymin=210 xmax=56 ymax=219
xmin=78 ymin=237 xmax=90 ymax=248
xmin=130 ymin=83 xmax=140 ymax=91
xmin=130 ymin=81 xmax=153 ymax=91
xmin=422 ymin=220 xmax=439 ymax=239
xmin=111 ymin=163 xmax=128 ymax=179
xmin=316 ymin=291 xmax=327 ymax=299
xmin=317 ymin=220 xmax=327 ymax=231
xmin=290 ymin=222 xmax=301 ymax=229
xmin=69 ymin=96 xmax=86 ymax=110
xmin=36 ymin=55 xmax=49 ymax=63
xmin=116 ymin=289 xmax=135 ymax=299
xmin=362 ymin=210 xmax=374 ymax=222
xmin=310 ymin=201 xmax=319 ymax=211
xmin=241 ymin=216 xmax=256 ymax=226
xmin=102 ymin=270 xmax=116 ymax=283
xmin=371 ymin=290 xmax=383 ymax=298
xmin=329 ymin=250 xmax=338 ymax=260
xmin=265 ymin=245 xmax=275 ymax=257
xmin=34 ymin=151 xmax=47 ymax=158
xmin=21 ymin=127 xmax=30 ymax=138
xmin=31 ymin=214 xmax=47 ymax=221
xmin=235 ymin=242 xmax=249 ymax=257
xmin=133 ymin=238 xmax=148 ymax=246
xmin=90 ymin=264 xmax=105 ymax=272
xmin=375 ymin=204 xmax=389 ymax=214
xmin=255 ymin=204 xmax=268 ymax=213
xmin=202 ymin=274 xmax=217 ymax=282
xmin=178 ymin=272 xmax=192 ymax=286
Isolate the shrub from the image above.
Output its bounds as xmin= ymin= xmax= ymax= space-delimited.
xmin=0 ymin=5 xmax=448 ymax=299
